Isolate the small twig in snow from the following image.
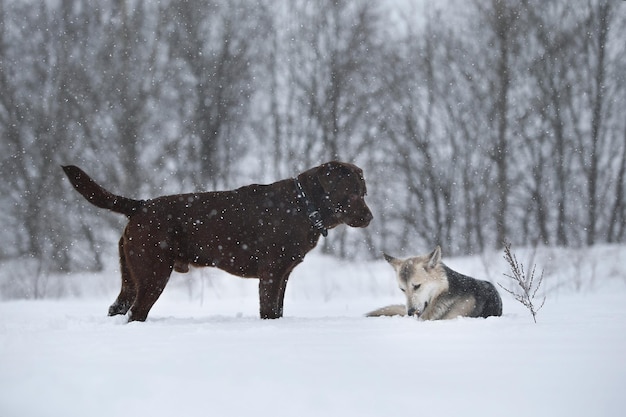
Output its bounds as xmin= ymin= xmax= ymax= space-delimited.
xmin=498 ymin=241 xmax=546 ymax=323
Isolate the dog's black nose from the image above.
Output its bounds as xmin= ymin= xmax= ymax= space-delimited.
xmin=407 ymin=308 xmax=416 ymax=316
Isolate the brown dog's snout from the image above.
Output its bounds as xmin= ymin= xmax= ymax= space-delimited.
xmin=338 ymin=195 xmax=372 ymax=228
xmin=357 ymin=189 xmax=374 ymax=226
xmin=351 ymin=204 xmax=373 ymax=227
xmin=361 ymin=206 xmax=373 ymax=226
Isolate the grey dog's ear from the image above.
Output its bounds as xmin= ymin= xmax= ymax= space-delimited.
xmin=383 ymin=252 xmax=395 ymax=263
xmin=427 ymin=246 xmax=442 ymax=269
xmin=382 ymin=252 xmax=402 ymax=269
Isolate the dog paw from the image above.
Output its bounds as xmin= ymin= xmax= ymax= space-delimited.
xmin=108 ymin=301 xmax=131 ymax=316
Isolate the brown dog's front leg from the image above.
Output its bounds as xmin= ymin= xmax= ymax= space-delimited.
xmin=258 ymin=274 xmax=289 ymax=319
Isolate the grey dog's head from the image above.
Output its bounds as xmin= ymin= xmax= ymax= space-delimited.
xmin=383 ymin=246 xmax=448 ymax=317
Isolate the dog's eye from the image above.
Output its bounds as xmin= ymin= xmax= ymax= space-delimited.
xmin=413 ymin=284 xmax=421 ymax=291
xmin=399 ymin=288 xmax=406 ymax=293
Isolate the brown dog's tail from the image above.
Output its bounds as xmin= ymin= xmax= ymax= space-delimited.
xmin=62 ymin=165 xmax=143 ymax=217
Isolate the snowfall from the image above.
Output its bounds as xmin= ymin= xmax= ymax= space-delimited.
xmin=1 ymin=244 xmax=625 ymax=417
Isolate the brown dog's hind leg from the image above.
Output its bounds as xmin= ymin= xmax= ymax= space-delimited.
xmin=108 ymin=237 xmax=136 ymax=316
xmin=128 ymin=271 xmax=171 ymax=322
xmin=124 ymin=241 xmax=174 ymax=322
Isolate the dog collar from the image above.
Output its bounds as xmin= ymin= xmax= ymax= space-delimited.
xmin=294 ymin=178 xmax=328 ymax=237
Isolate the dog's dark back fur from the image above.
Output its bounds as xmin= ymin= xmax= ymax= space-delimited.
xmin=63 ymin=162 xmax=372 ymax=321
xmin=443 ymin=265 xmax=502 ymax=318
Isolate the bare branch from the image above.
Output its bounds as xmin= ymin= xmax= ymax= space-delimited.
xmin=498 ymin=241 xmax=546 ymax=323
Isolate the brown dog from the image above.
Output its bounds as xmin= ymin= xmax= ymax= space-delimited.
xmin=62 ymin=162 xmax=372 ymax=322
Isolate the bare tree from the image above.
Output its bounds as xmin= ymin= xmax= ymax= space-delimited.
xmin=377 ymin=10 xmax=457 ymax=253
xmin=472 ymin=0 xmax=526 ymax=249
xmin=2 ymin=0 xmax=626 ymax=300
xmin=90 ymin=1 xmax=164 ymax=193
xmin=163 ymin=0 xmax=263 ymax=189
xmin=608 ymin=128 xmax=626 ymax=242
xmin=583 ymin=1 xmax=611 ymax=245
xmin=270 ymin=0 xmax=384 ymax=257
xmin=525 ymin=1 xmax=580 ymax=246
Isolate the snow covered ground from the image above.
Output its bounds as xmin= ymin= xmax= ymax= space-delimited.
xmin=1 ymin=245 xmax=625 ymax=417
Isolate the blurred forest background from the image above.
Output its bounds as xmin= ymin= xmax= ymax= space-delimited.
xmin=1 ymin=0 xmax=625 ymax=295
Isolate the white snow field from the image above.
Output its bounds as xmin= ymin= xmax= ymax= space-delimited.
xmin=1 ymin=245 xmax=625 ymax=417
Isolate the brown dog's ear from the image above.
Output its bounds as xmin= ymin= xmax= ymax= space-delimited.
xmin=318 ymin=161 xmax=352 ymax=194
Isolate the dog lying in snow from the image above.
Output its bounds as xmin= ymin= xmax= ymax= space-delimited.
xmin=367 ymin=246 xmax=502 ymax=320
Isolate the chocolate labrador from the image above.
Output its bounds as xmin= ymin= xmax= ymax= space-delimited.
xmin=62 ymin=162 xmax=372 ymax=321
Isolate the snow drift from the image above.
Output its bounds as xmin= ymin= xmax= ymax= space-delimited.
xmin=1 ymin=245 xmax=625 ymax=417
